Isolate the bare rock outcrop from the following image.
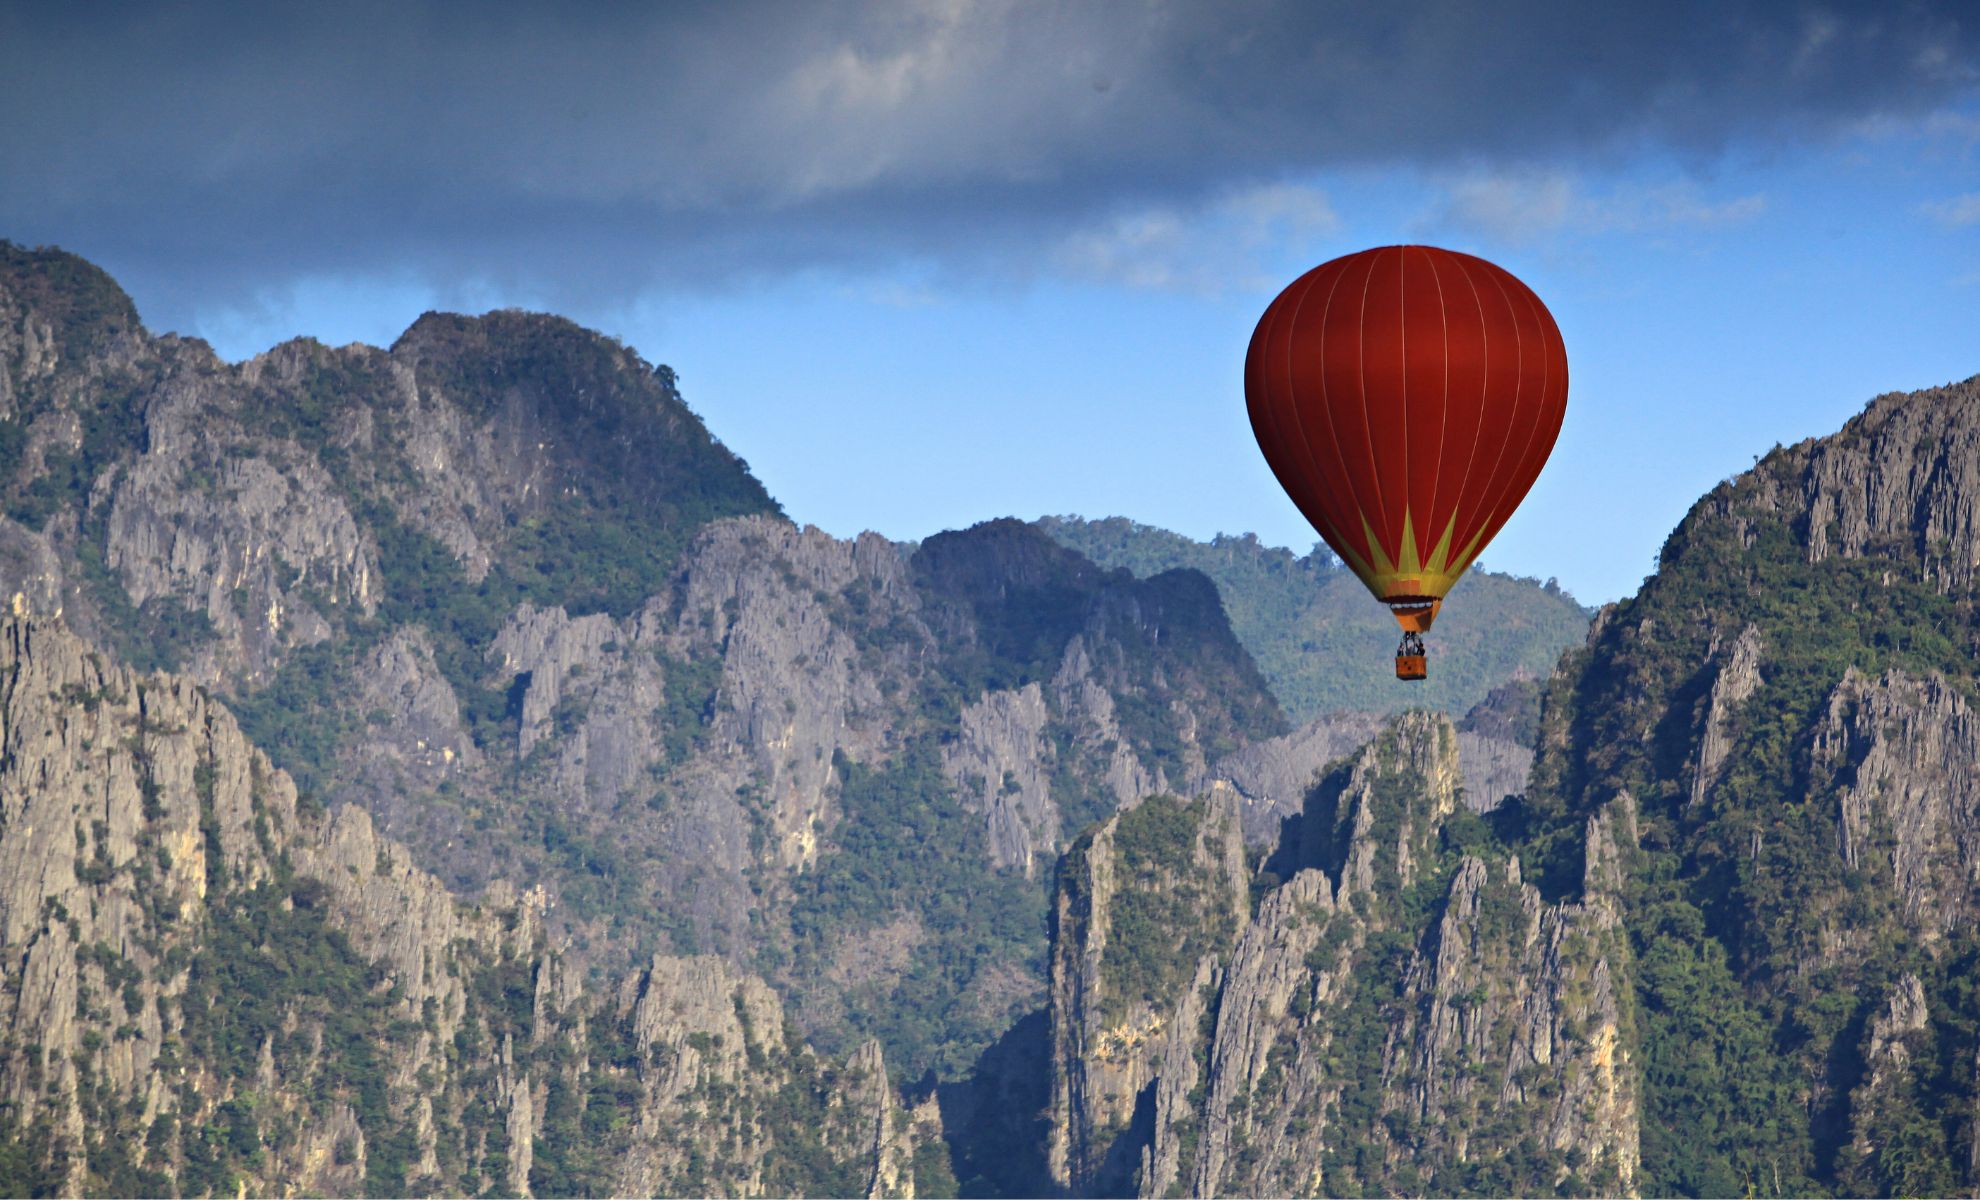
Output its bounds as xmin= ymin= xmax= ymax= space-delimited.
xmin=0 ymin=615 xmax=930 ymax=1196
xmin=1815 ymin=666 xmax=1980 ymax=938
xmin=942 ymin=683 xmax=1057 ymax=876
xmin=1214 ymin=710 xmax=1531 ymax=845
xmin=1799 ymin=376 xmax=1980 ymax=584
xmin=1691 ymin=625 xmax=1764 ymax=812
xmin=1043 ymin=712 xmax=1640 ymax=1199
xmin=1045 ymin=789 xmax=1248 ymax=1195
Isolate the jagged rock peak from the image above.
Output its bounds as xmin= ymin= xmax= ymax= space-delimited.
xmin=1673 ymin=373 xmax=1980 ymax=587
xmin=1298 ymin=709 xmax=1461 ymax=903
xmin=1215 ymin=709 xmax=1533 ymax=846
xmin=1046 ymin=789 xmax=1249 ymax=1194
xmin=1060 ymin=707 xmax=1646 ymax=1199
xmin=0 ymin=241 xmax=146 ymax=371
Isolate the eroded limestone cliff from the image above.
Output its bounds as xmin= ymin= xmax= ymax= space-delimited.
xmin=0 ymin=615 xmax=924 ymax=1196
xmin=1044 ymin=713 xmax=1639 ymax=1198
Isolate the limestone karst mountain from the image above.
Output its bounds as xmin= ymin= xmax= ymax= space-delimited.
xmin=0 ymin=243 xmax=1296 ymax=1088
xmin=1038 ymin=717 xmax=1638 ymax=1197
xmin=1006 ymin=372 xmax=1980 ymax=1199
xmin=0 ymin=616 xmax=928 ymax=1196
xmin=10 ymin=237 xmax=1980 ymax=1197
xmin=0 ymin=241 xmax=1294 ymax=1193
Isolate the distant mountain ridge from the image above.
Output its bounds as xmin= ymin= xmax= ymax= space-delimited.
xmin=1036 ymin=515 xmax=1591 ymax=722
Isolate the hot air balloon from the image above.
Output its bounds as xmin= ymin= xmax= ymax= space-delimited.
xmin=1245 ymin=245 xmax=1568 ymax=682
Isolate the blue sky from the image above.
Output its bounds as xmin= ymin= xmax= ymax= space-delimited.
xmin=6 ymin=3 xmax=1978 ymax=604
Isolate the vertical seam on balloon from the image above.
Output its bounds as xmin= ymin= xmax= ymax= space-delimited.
xmin=1467 ymin=263 xmax=1531 ymax=555
xmin=1356 ymin=252 xmax=1391 ymax=565
xmin=1263 ymin=270 xmax=1338 ymax=558
xmin=1441 ymin=255 xmax=1490 ymax=558
xmin=1396 ymin=248 xmax=1409 ymax=568
xmin=1479 ymin=279 xmax=1560 ymax=544
xmin=1425 ymin=247 xmax=1451 ymax=568
xmin=1283 ymin=260 xmax=1361 ymax=570
xmin=1270 ymin=271 xmax=1330 ymax=550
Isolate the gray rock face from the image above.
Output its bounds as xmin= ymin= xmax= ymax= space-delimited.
xmin=1456 ymin=729 xmax=1534 ymax=812
xmin=1051 ymin=636 xmax=1164 ymax=813
xmin=427 ymin=514 xmax=939 ymax=963
xmin=1691 ymin=625 xmax=1764 ymax=812
xmin=105 ymin=426 xmax=375 ymax=673
xmin=1798 ymin=376 xmax=1980 ymax=583
xmin=1212 ymin=711 xmax=1388 ymax=842
xmin=0 ymin=615 xmax=929 ymax=1196
xmin=0 ymin=518 xmax=67 ymax=622
xmin=1815 ymin=666 xmax=1980 ymax=938
xmin=1044 ymin=712 xmax=1640 ymax=1199
xmin=943 ymin=683 xmax=1057 ymax=876
xmin=354 ymin=626 xmax=480 ymax=782
xmin=1213 ymin=710 xmax=1532 ymax=845
xmin=607 ymin=954 xmax=907 ymax=1197
xmin=0 ymin=614 xmax=530 ymax=1193
xmin=1045 ymin=787 xmax=1249 ymax=1196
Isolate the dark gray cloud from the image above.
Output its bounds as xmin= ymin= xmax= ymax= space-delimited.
xmin=3 ymin=0 xmax=1974 ymax=326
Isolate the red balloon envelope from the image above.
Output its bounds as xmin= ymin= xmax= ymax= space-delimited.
xmin=1245 ymin=245 xmax=1567 ymax=675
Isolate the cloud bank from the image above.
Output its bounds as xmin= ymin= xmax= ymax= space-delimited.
xmin=2 ymin=0 xmax=1974 ymax=325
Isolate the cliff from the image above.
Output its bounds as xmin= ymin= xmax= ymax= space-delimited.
xmin=1518 ymin=371 xmax=1980 ymax=1196
xmin=0 ymin=244 xmax=1289 ymax=1089
xmin=0 ymin=614 xmax=923 ymax=1196
xmin=1041 ymin=713 xmax=1640 ymax=1198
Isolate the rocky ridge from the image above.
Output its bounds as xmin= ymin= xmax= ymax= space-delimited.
xmin=1516 ymin=370 xmax=1980 ymax=1195
xmin=0 ymin=245 xmax=1289 ymax=1088
xmin=1043 ymin=712 xmax=1640 ymax=1198
xmin=0 ymin=614 xmax=926 ymax=1196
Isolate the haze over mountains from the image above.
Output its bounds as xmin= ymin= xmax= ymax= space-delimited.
xmin=2 ymin=241 xmax=1979 ymax=1197
xmin=1036 ymin=515 xmax=1589 ymax=722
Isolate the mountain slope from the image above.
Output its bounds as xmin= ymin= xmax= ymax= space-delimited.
xmin=0 ymin=242 xmax=1288 ymax=1091
xmin=1510 ymin=372 xmax=1980 ymax=1197
xmin=1035 ymin=715 xmax=1637 ymax=1197
xmin=991 ymin=373 xmax=1980 ymax=1199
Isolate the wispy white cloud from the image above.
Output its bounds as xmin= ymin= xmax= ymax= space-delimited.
xmin=1921 ymin=192 xmax=1980 ymax=227
xmin=857 ymin=279 xmax=950 ymax=309
xmin=1421 ymin=171 xmax=1767 ymax=243
xmin=1053 ymin=182 xmax=1338 ymax=294
xmin=1223 ymin=183 xmax=1342 ymax=246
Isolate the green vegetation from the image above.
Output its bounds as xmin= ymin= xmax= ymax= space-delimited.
xmin=785 ymin=743 xmax=1048 ymax=1080
xmin=0 ymin=242 xmax=142 ymax=373
xmin=227 ymin=639 xmax=368 ymax=803
xmin=1097 ymin=795 xmax=1239 ymax=1022
xmin=170 ymin=863 xmax=420 ymax=1197
xmin=1516 ymin=444 xmax=1980 ymax=1196
xmin=1038 ymin=515 xmax=1590 ymax=722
